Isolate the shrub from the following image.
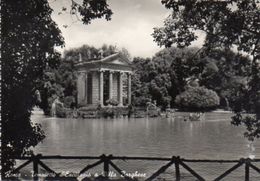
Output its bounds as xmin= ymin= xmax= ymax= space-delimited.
xmin=56 ymin=104 xmax=67 ymax=118
xmin=105 ymin=99 xmax=119 ymax=106
xmin=63 ymin=96 xmax=75 ymax=108
xmin=102 ymin=107 xmax=115 ymax=118
xmin=175 ymin=86 xmax=220 ymax=111
xmin=132 ymin=97 xmax=151 ymax=107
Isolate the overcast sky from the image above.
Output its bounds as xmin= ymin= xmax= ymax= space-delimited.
xmin=50 ymin=0 xmax=205 ymax=58
xmin=50 ymin=0 xmax=172 ymax=58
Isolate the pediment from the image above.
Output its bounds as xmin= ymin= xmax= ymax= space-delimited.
xmin=105 ymin=58 xmax=129 ymax=65
xmin=101 ymin=53 xmax=132 ymax=66
xmin=75 ymin=53 xmax=132 ymax=69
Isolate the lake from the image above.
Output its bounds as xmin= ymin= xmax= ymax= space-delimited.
xmin=28 ymin=111 xmax=260 ymax=180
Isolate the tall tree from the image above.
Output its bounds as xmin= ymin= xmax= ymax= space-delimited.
xmin=2 ymin=0 xmax=112 ymax=177
xmin=199 ymin=49 xmax=252 ymax=110
xmin=152 ymin=47 xmax=203 ymax=107
xmin=153 ymin=0 xmax=260 ymax=140
xmin=132 ymin=47 xmax=204 ymax=109
xmin=132 ymin=47 xmax=252 ymax=111
xmin=131 ymin=57 xmax=154 ymax=107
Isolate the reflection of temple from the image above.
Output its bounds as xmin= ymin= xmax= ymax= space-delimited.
xmin=75 ymin=53 xmax=133 ymax=107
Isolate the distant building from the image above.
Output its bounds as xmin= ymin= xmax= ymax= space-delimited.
xmin=75 ymin=53 xmax=133 ymax=107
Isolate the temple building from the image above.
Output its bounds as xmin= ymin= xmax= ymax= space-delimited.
xmin=75 ymin=53 xmax=133 ymax=107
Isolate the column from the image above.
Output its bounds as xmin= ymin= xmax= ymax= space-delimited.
xmin=99 ymin=71 xmax=104 ymax=106
xmin=118 ymin=72 xmax=123 ymax=106
xmin=128 ymin=73 xmax=132 ymax=105
xmin=82 ymin=72 xmax=86 ymax=101
xmin=84 ymin=72 xmax=88 ymax=103
xmin=77 ymin=72 xmax=85 ymax=105
xmin=109 ymin=71 xmax=113 ymax=100
xmin=77 ymin=72 xmax=81 ymax=104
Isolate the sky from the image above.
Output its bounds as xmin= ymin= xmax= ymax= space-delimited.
xmin=49 ymin=0 xmax=204 ymax=57
xmin=50 ymin=0 xmax=173 ymax=58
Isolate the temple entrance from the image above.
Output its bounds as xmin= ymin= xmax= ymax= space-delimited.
xmin=75 ymin=53 xmax=133 ymax=107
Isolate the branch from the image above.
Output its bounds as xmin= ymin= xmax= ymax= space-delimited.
xmin=188 ymin=46 xmax=205 ymax=61
xmin=243 ymin=28 xmax=260 ymax=37
xmin=252 ymin=38 xmax=260 ymax=60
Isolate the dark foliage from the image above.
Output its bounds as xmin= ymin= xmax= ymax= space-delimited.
xmin=154 ymin=0 xmax=260 ymax=140
xmin=39 ymin=68 xmax=65 ymax=115
xmin=198 ymin=49 xmax=252 ymax=111
xmin=131 ymin=46 xmax=253 ymax=113
xmin=2 ymin=0 xmax=112 ymax=177
xmin=132 ymin=47 xmax=212 ymax=110
xmin=106 ymin=99 xmax=119 ymax=106
xmin=2 ymin=0 xmax=63 ymax=176
xmin=63 ymin=96 xmax=76 ymax=108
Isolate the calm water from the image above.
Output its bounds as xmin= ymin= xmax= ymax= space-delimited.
xmin=28 ymin=111 xmax=260 ymax=180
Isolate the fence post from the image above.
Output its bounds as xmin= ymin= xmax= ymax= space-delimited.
xmin=245 ymin=159 xmax=250 ymax=181
xmin=32 ymin=155 xmax=39 ymax=181
xmin=175 ymin=156 xmax=180 ymax=181
xmin=103 ymin=155 xmax=109 ymax=178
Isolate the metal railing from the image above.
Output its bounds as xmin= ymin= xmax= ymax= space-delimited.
xmin=9 ymin=154 xmax=260 ymax=181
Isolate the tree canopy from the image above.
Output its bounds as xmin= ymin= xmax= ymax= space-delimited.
xmin=131 ymin=47 xmax=252 ymax=111
xmin=153 ymin=0 xmax=260 ymax=57
xmin=2 ymin=0 xmax=112 ymax=177
xmin=153 ymin=0 xmax=260 ymax=140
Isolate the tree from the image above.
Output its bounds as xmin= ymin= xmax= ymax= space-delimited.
xmin=131 ymin=57 xmax=154 ymax=107
xmin=63 ymin=44 xmax=117 ymax=62
xmin=131 ymin=47 xmax=205 ymax=109
xmin=2 ymin=0 xmax=112 ymax=177
xmin=153 ymin=0 xmax=260 ymax=140
xmin=199 ymin=49 xmax=252 ymax=110
xmin=39 ymin=68 xmax=65 ymax=115
xmin=152 ymin=47 xmax=203 ymax=108
xmin=132 ymin=47 xmax=252 ymax=111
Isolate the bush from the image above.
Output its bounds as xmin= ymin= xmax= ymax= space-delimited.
xmin=105 ymin=99 xmax=119 ymax=106
xmin=132 ymin=97 xmax=151 ymax=107
xmin=175 ymin=86 xmax=220 ymax=111
xmin=56 ymin=104 xmax=67 ymax=118
xmin=63 ymin=96 xmax=75 ymax=108
xmin=102 ymin=107 xmax=115 ymax=118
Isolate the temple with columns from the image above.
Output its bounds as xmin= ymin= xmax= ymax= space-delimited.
xmin=75 ymin=53 xmax=133 ymax=107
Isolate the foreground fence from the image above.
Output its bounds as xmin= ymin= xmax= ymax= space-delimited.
xmin=9 ymin=154 xmax=260 ymax=181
